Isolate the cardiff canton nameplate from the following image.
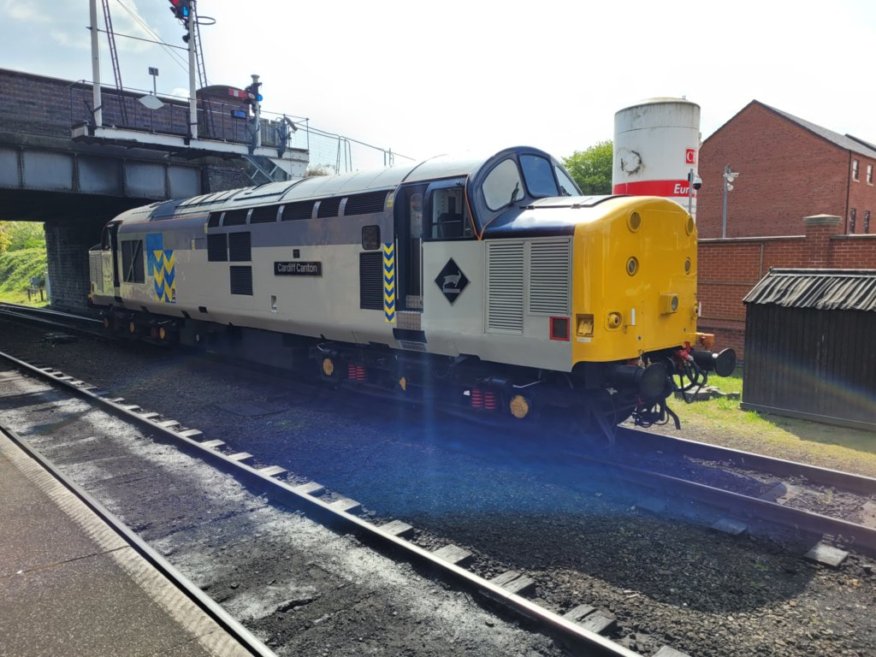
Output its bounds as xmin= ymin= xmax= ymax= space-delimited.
xmin=274 ymin=261 xmax=322 ymax=276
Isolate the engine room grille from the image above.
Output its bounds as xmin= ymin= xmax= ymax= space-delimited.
xmin=345 ymin=191 xmax=388 ymax=216
xmin=223 ymin=209 xmax=248 ymax=226
xmin=207 ymin=233 xmax=227 ymax=262
xmin=317 ymin=197 xmax=342 ymax=218
xmin=250 ymin=205 xmax=281 ymax=223
xmin=529 ymin=238 xmax=571 ymax=315
xmin=89 ymin=253 xmax=103 ymax=287
xmin=359 ymin=251 xmax=383 ymax=310
xmin=229 ymin=266 xmax=253 ymax=296
xmin=281 ymin=201 xmax=315 ymax=221
xmin=228 ymin=232 xmax=251 ymax=262
xmin=487 ymin=241 xmax=524 ymax=333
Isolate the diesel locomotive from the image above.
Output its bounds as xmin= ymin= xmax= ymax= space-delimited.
xmin=89 ymin=146 xmax=733 ymax=429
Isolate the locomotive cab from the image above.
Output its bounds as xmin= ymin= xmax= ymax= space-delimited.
xmin=88 ymin=221 xmax=120 ymax=306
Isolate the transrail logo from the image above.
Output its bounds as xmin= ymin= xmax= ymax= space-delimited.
xmin=435 ymin=259 xmax=468 ymax=304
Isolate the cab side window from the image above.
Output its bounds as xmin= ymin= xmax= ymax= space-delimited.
xmin=554 ymin=165 xmax=579 ymax=196
xmin=428 ymin=186 xmax=472 ymax=240
xmin=482 ymin=158 xmax=523 ymax=211
xmin=520 ymin=154 xmax=559 ymax=198
xmin=121 ymin=240 xmax=145 ymax=283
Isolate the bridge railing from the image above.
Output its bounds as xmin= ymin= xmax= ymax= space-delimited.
xmin=68 ymin=82 xmax=416 ymax=173
xmin=69 ymin=83 xmax=284 ymax=147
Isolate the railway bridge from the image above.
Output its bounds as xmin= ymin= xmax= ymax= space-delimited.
xmin=0 ymin=68 xmax=309 ymax=311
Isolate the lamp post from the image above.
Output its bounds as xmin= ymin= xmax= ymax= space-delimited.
xmin=721 ymin=164 xmax=739 ymax=239
xmin=148 ymin=67 xmax=159 ymax=95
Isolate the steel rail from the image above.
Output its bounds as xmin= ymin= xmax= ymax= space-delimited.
xmin=0 ymin=302 xmax=102 ymax=324
xmin=0 ymin=303 xmax=103 ymax=337
xmin=613 ymin=426 xmax=876 ymax=497
xmin=0 ymin=349 xmax=642 ymax=657
xmin=575 ymin=451 xmax=876 ymax=555
xmin=0 ymin=424 xmax=277 ymax=657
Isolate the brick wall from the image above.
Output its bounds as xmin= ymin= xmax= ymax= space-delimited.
xmin=848 ymin=155 xmax=876 ymax=233
xmin=0 ymin=68 xmax=268 ymax=145
xmin=697 ymin=101 xmax=876 ymax=240
xmin=698 ymin=215 xmax=876 ymax=359
xmin=44 ymin=218 xmax=106 ymax=313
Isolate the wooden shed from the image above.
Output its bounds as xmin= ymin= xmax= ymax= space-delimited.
xmin=741 ymin=268 xmax=876 ymax=430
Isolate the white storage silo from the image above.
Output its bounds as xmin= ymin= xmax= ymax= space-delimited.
xmin=613 ymin=98 xmax=701 ymax=219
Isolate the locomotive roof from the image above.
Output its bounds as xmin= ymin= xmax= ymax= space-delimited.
xmin=114 ymin=147 xmax=548 ymax=225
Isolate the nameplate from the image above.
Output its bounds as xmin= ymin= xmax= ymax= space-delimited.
xmin=274 ymin=261 xmax=322 ymax=276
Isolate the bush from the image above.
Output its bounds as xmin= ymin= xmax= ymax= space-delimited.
xmin=0 ymin=248 xmax=48 ymax=304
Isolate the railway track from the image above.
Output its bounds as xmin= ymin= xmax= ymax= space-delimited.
xmin=0 ymin=423 xmax=276 ymax=657
xmin=605 ymin=426 xmax=876 ymax=559
xmin=0 ymin=349 xmax=670 ymax=657
xmin=561 ymin=445 xmax=876 ymax=564
xmin=0 ymin=302 xmax=103 ymax=337
xmin=2 ymin=319 xmax=875 ymax=654
xmin=2 ymin=307 xmax=873 ymax=560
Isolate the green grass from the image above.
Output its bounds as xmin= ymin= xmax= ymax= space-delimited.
xmin=0 ymin=248 xmax=48 ymax=306
xmin=673 ymin=370 xmax=876 ymax=477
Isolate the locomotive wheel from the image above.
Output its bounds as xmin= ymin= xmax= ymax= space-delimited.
xmin=576 ymin=390 xmax=635 ymax=441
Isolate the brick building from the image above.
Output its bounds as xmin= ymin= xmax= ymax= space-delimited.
xmin=697 ymin=100 xmax=876 ymax=238
xmin=694 ymin=101 xmax=876 ymax=358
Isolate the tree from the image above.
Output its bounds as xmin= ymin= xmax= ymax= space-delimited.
xmin=305 ymin=164 xmax=333 ymax=178
xmin=563 ymin=141 xmax=613 ymax=195
xmin=0 ymin=222 xmax=44 ymax=252
xmin=0 ymin=224 xmax=10 ymax=254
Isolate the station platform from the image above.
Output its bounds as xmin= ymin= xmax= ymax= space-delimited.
xmin=0 ymin=430 xmax=258 ymax=657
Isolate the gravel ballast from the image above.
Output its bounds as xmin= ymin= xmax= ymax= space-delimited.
xmin=2 ymin=318 xmax=875 ymax=657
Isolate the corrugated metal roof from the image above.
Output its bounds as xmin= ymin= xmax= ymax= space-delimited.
xmin=744 ymin=269 xmax=876 ymax=312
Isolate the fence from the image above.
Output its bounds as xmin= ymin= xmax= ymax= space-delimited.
xmin=68 ymin=82 xmax=414 ymax=175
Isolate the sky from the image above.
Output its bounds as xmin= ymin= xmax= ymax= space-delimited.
xmin=2 ymin=0 xmax=875 ymax=170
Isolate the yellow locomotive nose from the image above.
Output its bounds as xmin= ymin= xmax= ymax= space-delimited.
xmin=571 ymin=199 xmax=698 ymax=364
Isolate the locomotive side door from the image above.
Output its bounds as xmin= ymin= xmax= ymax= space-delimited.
xmin=107 ymin=222 xmax=121 ymax=300
xmin=394 ymin=183 xmax=428 ymax=312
